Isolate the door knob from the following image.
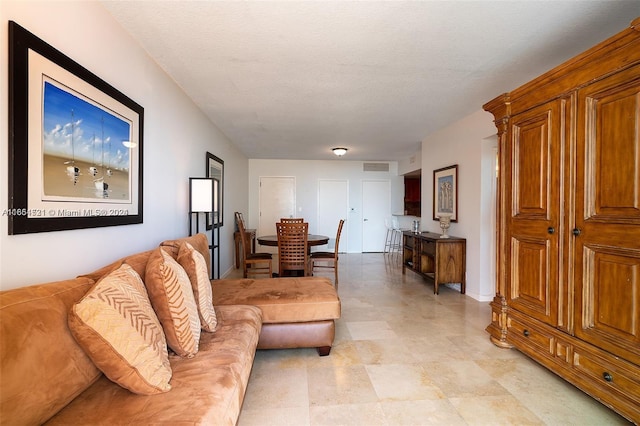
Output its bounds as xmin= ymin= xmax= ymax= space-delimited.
xmin=547 ymin=227 xmax=555 ymax=234
xmin=363 ymin=218 xmax=369 ymax=221
xmin=572 ymin=228 xmax=581 ymax=236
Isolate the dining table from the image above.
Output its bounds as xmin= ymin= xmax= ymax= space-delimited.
xmin=257 ymin=234 xmax=330 ymax=248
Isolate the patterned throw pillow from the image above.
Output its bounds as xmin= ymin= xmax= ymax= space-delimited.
xmin=68 ymin=263 xmax=172 ymax=395
xmin=145 ymin=248 xmax=201 ymax=357
xmin=177 ymin=242 xmax=218 ymax=332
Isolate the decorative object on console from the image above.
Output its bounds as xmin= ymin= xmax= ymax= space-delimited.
xmin=432 ymin=164 xmax=458 ymax=222
xmin=7 ymin=21 xmax=144 ymax=234
xmin=438 ymin=215 xmax=451 ymax=238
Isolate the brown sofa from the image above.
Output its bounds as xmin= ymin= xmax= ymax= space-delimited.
xmin=0 ymin=234 xmax=340 ymax=425
xmin=0 ymin=235 xmax=261 ymax=425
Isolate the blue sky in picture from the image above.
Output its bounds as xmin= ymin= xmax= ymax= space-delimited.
xmin=42 ymin=81 xmax=131 ymax=171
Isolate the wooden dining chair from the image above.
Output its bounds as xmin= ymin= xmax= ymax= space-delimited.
xmin=279 ymin=218 xmax=304 ymax=223
xmin=235 ymin=212 xmax=272 ymax=278
xmin=310 ymin=219 xmax=344 ymax=288
xmin=276 ymin=221 xmax=309 ymax=277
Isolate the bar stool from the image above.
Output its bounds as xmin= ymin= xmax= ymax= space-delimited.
xmin=384 ymin=217 xmax=402 ymax=255
xmin=383 ymin=218 xmax=394 ymax=254
xmin=390 ymin=217 xmax=410 ymax=257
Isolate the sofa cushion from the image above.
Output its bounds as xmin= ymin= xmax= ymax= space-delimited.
xmin=161 ymin=234 xmax=211 ymax=277
xmin=68 ymin=264 xmax=172 ymax=395
xmin=213 ymin=277 xmax=341 ymax=323
xmin=145 ymin=248 xmax=201 ymax=357
xmin=46 ymin=305 xmax=263 ymax=426
xmin=177 ymin=242 xmax=218 ymax=332
xmin=0 ymin=277 xmax=99 ymax=425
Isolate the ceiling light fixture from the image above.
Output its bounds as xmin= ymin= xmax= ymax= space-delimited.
xmin=332 ymin=147 xmax=348 ymax=157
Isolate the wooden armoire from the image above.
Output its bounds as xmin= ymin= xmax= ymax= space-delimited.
xmin=484 ymin=18 xmax=640 ymax=422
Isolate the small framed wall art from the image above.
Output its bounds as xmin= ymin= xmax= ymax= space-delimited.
xmin=433 ymin=164 xmax=458 ymax=222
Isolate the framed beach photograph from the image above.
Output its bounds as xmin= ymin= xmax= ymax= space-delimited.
xmin=433 ymin=164 xmax=458 ymax=222
xmin=206 ymin=152 xmax=224 ymax=229
xmin=8 ymin=21 xmax=143 ymax=234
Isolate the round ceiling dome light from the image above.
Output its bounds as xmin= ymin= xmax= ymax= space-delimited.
xmin=332 ymin=147 xmax=348 ymax=157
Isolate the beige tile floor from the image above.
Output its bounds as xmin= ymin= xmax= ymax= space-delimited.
xmin=230 ymin=253 xmax=631 ymax=425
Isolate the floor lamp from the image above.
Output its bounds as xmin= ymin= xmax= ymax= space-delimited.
xmin=189 ymin=177 xmax=213 ymax=236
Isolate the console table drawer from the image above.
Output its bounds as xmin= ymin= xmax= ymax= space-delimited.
xmin=421 ymin=240 xmax=436 ymax=256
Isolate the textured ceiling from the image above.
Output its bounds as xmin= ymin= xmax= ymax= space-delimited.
xmin=101 ymin=1 xmax=639 ymax=161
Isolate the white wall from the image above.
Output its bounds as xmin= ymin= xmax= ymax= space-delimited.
xmin=398 ymin=149 xmax=422 ymax=176
xmin=248 ymin=159 xmax=403 ymax=253
xmin=0 ymin=1 xmax=248 ymax=290
xmin=421 ymin=109 xmax=497 ymax=301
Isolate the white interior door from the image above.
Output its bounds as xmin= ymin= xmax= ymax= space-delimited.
xmin=317 ymin=179 xmax=348 ymax=251
xmin=258 ymin=177 xmax=295 ymax=239
xmin=362 ymin=180 xmax=390 ymax=252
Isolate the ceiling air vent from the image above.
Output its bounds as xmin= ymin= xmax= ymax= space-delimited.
xmin=363 ymin=162 xmax=390 ymax=172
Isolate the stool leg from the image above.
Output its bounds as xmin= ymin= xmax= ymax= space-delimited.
xmin=393 ymin=229 xmax=398 ymax=254
xmin=392 ymin=229 xmax=402 ymax=258
xmin=384 ymin=228 xmax=392 ymax=254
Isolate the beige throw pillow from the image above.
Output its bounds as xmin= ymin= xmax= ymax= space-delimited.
xmin=145 ymin=248 xmax=201 ymax=357
xmin=68 ymin=263 xmax=172 ymax=395
xmin=177 ymin=242 xmax=218 ymax=332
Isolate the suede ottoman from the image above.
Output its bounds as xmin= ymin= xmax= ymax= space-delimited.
xmin=213 ymin=277 xmax=341 ymax=355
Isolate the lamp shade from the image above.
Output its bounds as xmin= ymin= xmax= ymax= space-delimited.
xmin=189 ymin=178 xmax=213 ymax=213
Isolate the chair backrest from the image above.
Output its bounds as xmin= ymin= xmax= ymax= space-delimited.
xmin=280 ymin=218 xmax=304 ymax=223
xmin=235 ymin=212 xmax=250 ymax=256
xmin=235 ymin=211 xmax=245 ymax=232
xmin=276 ymin=221 xmax=309 ymax=274
xmin=334 ymin=219 xmax=345 ymax=256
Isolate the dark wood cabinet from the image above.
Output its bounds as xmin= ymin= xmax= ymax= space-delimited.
xmin=484 ymin=18 xmax=640 ymax=422
xmin=404 ymin=177 xmax=421 ymax=216
xmin=402 ymin=231 xmax=466 ymax=294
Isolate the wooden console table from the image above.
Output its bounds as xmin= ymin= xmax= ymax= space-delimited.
xmin=402 ymin=231 xmax=466 ymax=294
xmin=233 ymin=229 xmax=256 ymax=268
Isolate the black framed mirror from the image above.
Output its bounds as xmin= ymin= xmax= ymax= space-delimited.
xmin=206 ymin=152 xmax=223 ymax=229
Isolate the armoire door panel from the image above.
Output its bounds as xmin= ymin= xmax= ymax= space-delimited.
xmin=510 ymin=236 xmax=556 ymax=324
xmin=581 ymin=66 xmax=640 ymax=223
xmin=507 ymin=100 xmax=563 ymax=327
xmin=575 ymin=66 xmax=640 ymax=365
xmin=577 ymin=245 xmax=640 ymax=364
xmin=511 ymin=112 xmax=553 ymax=219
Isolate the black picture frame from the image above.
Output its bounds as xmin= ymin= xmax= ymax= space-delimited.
xmin=433 ymin=164 xmax=458 ymax=222
xmin=8 ymin=21 xmax=144 ymax=234
xmin=205 ymin=152 xmax=223 ymax=229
